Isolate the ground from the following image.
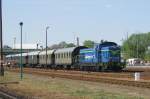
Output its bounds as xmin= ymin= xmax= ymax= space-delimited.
xmin=0 ymin=71 xmax=149 ymax=99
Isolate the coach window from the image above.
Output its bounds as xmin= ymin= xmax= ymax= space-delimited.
xmin=66 ymin=52 xmax=68 ymax=58
xmin=71 ymin=52 xmax=72 ymax=57
xmin=61 ymin=53 xmax=62 ymax=59
xmin=68 ymin=52 xmax=69 ymax=58
xmin=64 ymin=53 xmax=66 ymax=58
xmin=63 ymin=53 xmax=64 ymax=58
xmin=69 ymin=52 xmax=71 ymax=58
xmin=68 ymin=52 xmax=70 ymax=58
xmin=69 ymin=52 xmax=70 ymax=58
xmin=49 ymin=55 xmax=51 ymax=59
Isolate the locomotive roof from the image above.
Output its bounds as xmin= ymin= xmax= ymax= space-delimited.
xmin=100 ymin=42 xmax=117 ymax=47
xmin=39 ymin=50 xmax=55 ymax=55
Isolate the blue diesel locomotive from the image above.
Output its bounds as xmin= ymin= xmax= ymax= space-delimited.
xmin=78 ymin=42 xmax=123 ymax=71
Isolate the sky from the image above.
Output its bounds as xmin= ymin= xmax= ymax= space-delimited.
xmin=2 ymin=0 xmax=150 ymax=47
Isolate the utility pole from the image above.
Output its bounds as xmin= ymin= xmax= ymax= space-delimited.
xmin=19 ymin=22 xmax=23 ymax=80
xmin=46 ymin=26 xmax=49 ymax=68
xmin=136 ymin=34 xmax=138 ymax=58
xmin=0 ymin=0 xmax=4 ymax=76
xmin=76 ymin=37 xmax=79 ymax=47
xmin=13 ymin=37 xmax=16 ymax=49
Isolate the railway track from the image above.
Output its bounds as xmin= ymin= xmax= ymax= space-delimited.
xmin=0 ymin=90 xmax=18 ymax=99
xmin=9 ymin=68 xmax=150 ymax=89
xmin=21 ymin=68 xmax=133 ymax=78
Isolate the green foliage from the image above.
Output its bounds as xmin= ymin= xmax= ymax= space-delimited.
xmin=83 ymin=40 xmax=95 ymax=48
xmin=3 ymin=45 xmax=12 ymax=49
xmin=122 ymin=32 xmax=150 ymax=60
xmin=145 ymin=50 xmax=150 ymax=60
xmin=49 ymin=41 xmax=76 ymax=49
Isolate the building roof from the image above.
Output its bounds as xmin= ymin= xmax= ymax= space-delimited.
xmin=13 ymin=44 xmax=38 ymax=49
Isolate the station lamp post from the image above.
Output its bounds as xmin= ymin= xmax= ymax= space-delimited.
xmin=46 ymin=26 xmax=49 ymax=68
xmin=0 ymin=0 xmax=4 ymax=76
xmin=19 ymin=22 xmax=23 ymax=80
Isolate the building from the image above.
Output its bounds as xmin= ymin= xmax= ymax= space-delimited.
xmin=13 ymin=43 xmax=41 ymax=50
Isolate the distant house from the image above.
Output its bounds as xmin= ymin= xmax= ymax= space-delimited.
xmin=13 ymin=43 xmax=41 ymax=50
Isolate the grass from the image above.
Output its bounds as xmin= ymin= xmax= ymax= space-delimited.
xmin=0 ymin=71 xmax=146 ymax=99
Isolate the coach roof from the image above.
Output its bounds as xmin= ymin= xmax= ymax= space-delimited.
xmin=28 ymin=51 xmax=40 ymax=56
xmin=55 ymin=46 xmax=87 ymax=54
xmin=39 ymin=50 xmax=55 ymax=55
xmin=54 ymin=47 xmax=76 ymax=54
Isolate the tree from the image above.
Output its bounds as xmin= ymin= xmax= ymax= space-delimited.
xmin=66 ymin=43 xmax=76 ymax=47
xmin=3 ymin=45 xmax=12 ymax=49
xmin=49 ymin=41 xmax=76 ymax=49
xmin=58 ymin=41 xmax=68 ymax=48
xmin=122 ymin=32 xmax=150 ymax=59
xmin=83 ymin=40 xmax=95 ymax=48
